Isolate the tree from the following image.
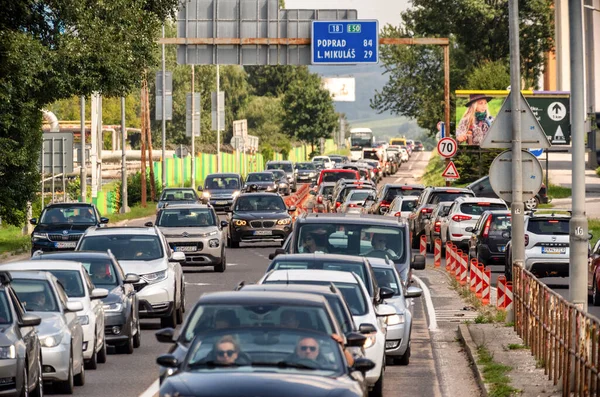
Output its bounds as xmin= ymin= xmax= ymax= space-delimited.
xmin=245 ymin=66 xmax=310 ymax=97
xmin=245 ymin=96 xmax=290 ymax=153
xmin=466 ymin=60 xmax=511 ymax=91
xmin=282 ymin=73 xmax=338 ymax=151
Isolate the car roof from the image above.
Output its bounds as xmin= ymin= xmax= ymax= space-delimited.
xmin=454 ymin=197 xmax=506 ymax=204
xmin=237 ymin=192 xmax=281 ymax=198
xmin=365 ymin=257 xmax=393 ymax=267
xmin=8 ymin=270 xmax=55 ymax=281
xmin=158 ymin=204 xmax=211 ymax=209
xmin=267 ymin=160 xmax=292 ymax=163
xmin=2 ymin=260 xmax=84 ymax=271
xmin=270 ymin=253 xmax=367 ymax=264
xmin=429 ymin=187 xmax=473 ymax=192
xmin=82 ymin=226 xmax=158 ymax=236
xmin=206 ymin=173 xmax=240 ymax=178
xmin=240 ymin=283 xmax=342 ymax=297
xmin=33 ymin=251 xmax=112 ymax=259
xmin=384 ymin=183 xmax=425 ymax=189
xmin=198 ymin=290 xmax=329 ymax=306
xmin=298 ymin=212 xmax=407 ymax=226
xmin=163 ymin=187 xmax=195 ymax=191
xmin=484 ymin=210 xmax=511 ymax=215
xmin=265 ymin=269 xmax=359 ymax=284
xmin=43 ymin=202 xmax=94 ymax=208
xmin=248 ymin=172 xmax=273 ymax=175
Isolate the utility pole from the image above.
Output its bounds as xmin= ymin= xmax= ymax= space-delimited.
xmin=140 ymin=85 xmax=147 ymax=207
xmin=191 ymin=65 xmax=196 ymax=189
xmin=507 ymin=0 xmax=524 ymax=323
xmin=120 ymin=97 xmax=128 ymax=213
xmin=216 ymin=64 xmax=221 ymax=172
xmin=161 ymin=24 xmax=167 ymax=190
xmin=80 ymin=96 xmax=87 ymax=202
xmin=569 ymin=0 xmax=588 ymax=312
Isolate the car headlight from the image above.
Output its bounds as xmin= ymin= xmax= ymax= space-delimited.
xmin=233 ymin=219 xmax=247 ymax=226
xmin=279 ymin=183 xmax=288 ymax=188
xmin=364 ymin=334 xmax=377 ymax=349
xmin=308 ymin=172 xmax=316 ymax=177
xmin=78 ymin=315 xmax=89 ymax=325
xmin=42 ymin=334 xmax=63 ymax=348
xmin=386 ymin=314 xmax=405 ymax=326
xmin=201 ymin=230 xmax=218 ymax=237
xmin=202 ymin=191 xmax=210 ymax=198
xmin=32 ymin=232 xmax=48 ymax=240
xmin=277 ymin=218 xmax=292 ymax=225
xmin=0 ymin=346 xmax=16 ymax=359
xmin=208 ymin=239 xmax=220 ymax=248
xmin=103 ymin=303 xmax=123 ymax=313
xmin=142 ymin=270 xmax=168 ymax=284
xmin=232 ymin=191 xmax=240 ymax=198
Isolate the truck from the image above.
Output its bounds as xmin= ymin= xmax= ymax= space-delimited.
xmin=349 ymin=128 xmax=374 ymax=161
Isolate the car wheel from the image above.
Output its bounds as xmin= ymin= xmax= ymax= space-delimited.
xmin=505 ymin=250 xmax=513 ymax=282
xmin=176 ymin=298 xmax=184 ymax=325
xmin=74 ymin=355 xmax=85 ymax=386
xmin=97 ymin=338 xmax=107 ymax=364
xmin=84 ymin=338 xmax=97 ymax=370
xmin=160 ymin=306 xmax=177 ymax=328
xmin=214 ymin=251 xmax=226 ymax=273
xmin=31 ymin=354 xmax=42 ymax=397
xmin=117 ymin=323 xmax=135 ymax=354
xmin=57 ymin=351 xmax=74 ymax=394
xmin=411 ymin=232 xmax=419 ymax=249
xmin=397 ymin=345 xmax=411 ymax=365
xmin=20 ymin=363 xmax=28 ymax=397
xmin=369 ymin=366 xmax=384 ymax=397
xmin=133 ymin=316 xmax=141 ymax=348
xmin=525 ymin=196 xmax=539 ymax=210
xmin=593 ymin=277 xmax=600 ymax=307
xmin=228 ymin=234 xmax=240 ymax=249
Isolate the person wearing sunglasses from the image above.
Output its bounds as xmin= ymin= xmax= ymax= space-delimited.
xmin=213 ymin=335 xmax=243 ymax=365
xmin=294 ymin=337 xmax=321 ymax=361
xmin=302 ymin=233 xmax=328 ymax=253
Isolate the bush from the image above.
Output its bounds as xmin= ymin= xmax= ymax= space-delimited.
xmin=597 ymin=167 xmax=600 ymax=177
xmin=111 ymin=172 xmax=163 ymax=211
xmin=454 ymin=147 xmax=503 ymax=184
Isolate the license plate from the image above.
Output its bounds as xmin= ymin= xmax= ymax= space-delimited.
xmin=215 ymin=201 xmax=228 ymax=205
xmin=254 ymin=230 xmax=272 ymax=236
xmin=542 ymin=247 xmax=566 ymax=254
xmin=55 ymin=242 xmax=76 ymax=249
xmin=175 ymin=246 xmax=197 ymax=252
xmin=498 ymin=245 xmax=506 ymax=252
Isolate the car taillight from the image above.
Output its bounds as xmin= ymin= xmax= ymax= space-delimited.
xmin=394 ymin=212 xmax=402 ymax=217
xmin=336 ymin=202 xmax=341 ymax=208
xmin=381 ymin=201 xmax=390 ymax=207
xmin=525 ymin=234 xmax=529 ymax=246
xmin=317 ymin=195 xmax=323 ymax=204
xmin=482 ymin=216 xmax=492 ymax=238
xmin=421 ymin=208 xmax=433 ymax=214
xmin=434 ymin=221 xmax=441 ymax=233
xmin=348 ymin=203 xmax=359 ymax=208
xmin=452 ymin=215 xmax=472 ymax=222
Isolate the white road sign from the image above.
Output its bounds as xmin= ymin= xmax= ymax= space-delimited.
xmin=547 ymin=102 xmax=567 ymax=121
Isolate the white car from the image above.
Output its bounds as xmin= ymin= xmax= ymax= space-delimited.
xmin=259 ymin=269 xmax=394 ymax=397
xmin=2 ymin=260 xmax=108 ymax=369
xmin=76 ymin=226 xmax=186 ymax=328
xmin=312 ymin=155 xmax=335 ymax=169
xmin=385 ymin=196 xmax=418 ymax=219
xmin=442 ymin=197 xmax=508 ymax=249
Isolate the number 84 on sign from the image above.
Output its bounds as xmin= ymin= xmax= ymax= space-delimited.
xmin=437 ymin=137 xmax=457 ymax=159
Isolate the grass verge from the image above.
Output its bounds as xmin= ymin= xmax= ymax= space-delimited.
xmin=420 ymin=150 xmax=446 ymax=186
xmin=547 ymin=183 xmax=571 ymax=199
xmin=106 ymin=205 xmax=157 ymax=224
xmin=477 ymin=345 xmax=518 ymax=397
xmin=589 ymin=219 xmax=600 ymax=248
xmin=506 ymin=343 xmax=528 ymax=350
xmin=450 ymin=278 xmax=506 ymax=324
xmin=0 ymin=226 xmax=31 ymax=255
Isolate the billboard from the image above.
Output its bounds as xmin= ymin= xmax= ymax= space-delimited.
xmin=455 ymin=90 xmax=570 ymax=146
xmin=322 ymin=77 xmax=355 ymax=102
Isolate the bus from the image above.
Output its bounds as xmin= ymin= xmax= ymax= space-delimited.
xmin=390 ymin=137 xmax=407 ymax=146
xmin=349 ymin=128 xmax=374 ymax=160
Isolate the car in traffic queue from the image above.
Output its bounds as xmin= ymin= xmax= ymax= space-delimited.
xmin=366 ymin=184 xmax=425 ymax=215
xmin=259 ymin=269 xmax=395 ymax=397
xmin=340 ymin=189 xmax=375 ymax=214
xmin=0 ymin=271 xmax=44 ymax=397
xmin=385 ymin=196 xmax=419 ymax=220
xmin=76 ymin=226 xmax=186 ymax=328
xmin=467 ymin=175 xmax=550 ymax=211
xmin=312 ymin=155 xmax=335 ymax=169
xmin=227 ymin=193 xmax=295 ymax=248
xmin=30 ymin=250 xmax=142 ymax=354
xmin=316 ymin=169 xmax=360 ymax=186
xmin=8 ymin=270 xmax=84 ymax=394
xmin=466 ymin=210 xmax=512 ymax=267
xmin=409 ymin=187 xmax=475 ymax=249
xmin=307 ymin=182 xmax=336 ymax=213
xmin=157 ymin=326 xmax=374 ymax=397
xmin=397 ymin=147 xmax=409 ymax=163
xmin=294 ymin=162 xmax=319 ymax=185
xmin=154 ymin=204 xmax=228 ymax=272
xmin=270 ymin=169 xmax=292 ymax=196
xmin=329 ymin=155 xmax=349 ymax=167
xmin=29 ymin=203 xmax=109 ymax=255
xmin=328 ymin=180 xmax=377 ymax=213
xmin=369 ymin=259 xmax=423 ymax=365
xmin=422 ymin=201 xmax=452 ymax=252
xmin=441 ymin=197 xmax=508 ymax=250
xmin=156 ymin=188 xmax=201 ymax=210
xmin=413 ymin=141 xmax=424 ymax=151
xmin=266 ymin=160 xmax=297 ymax=192
xmin=243 ymin=172 xmax=278 ymax=193
xmin=356 ymin=159 xmax=382 ymax=183
xmin=198 ymin=173 xmax=243 ymax=213
xmin=1 ymin=260 xmax=108 ymax=370
xmin=154 ymin=290 xmax=348 ymax=383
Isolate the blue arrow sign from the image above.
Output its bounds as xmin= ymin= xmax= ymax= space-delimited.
xmin=529 ymin=148 xmax=544 ymax=157
xmin=311 ymin=20 xmax=379 ymax=65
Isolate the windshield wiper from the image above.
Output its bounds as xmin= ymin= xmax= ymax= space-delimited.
xmin=188 ymin=360 xmax=244 ymax=369
xmin=248 ymin=361 xmax=318 ymax=370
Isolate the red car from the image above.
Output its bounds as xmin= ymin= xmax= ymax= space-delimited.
xmin=316 ymin=169 xmax=360 ymax=186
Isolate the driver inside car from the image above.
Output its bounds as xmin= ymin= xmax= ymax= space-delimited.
xmin=366 ymin=233 xmax=397 ymax=259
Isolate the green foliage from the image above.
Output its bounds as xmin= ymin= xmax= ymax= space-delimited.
xmin=260 ymin=144 xmax=275 ymax=163
xmin=420 ymin=152 xmax=446 ymax=186
xmin=244 ymin=96 xmax=291 ymax=153
xmin=507 ymin=344 xmax=528 ymax=350
xmin=116 ymin=172 xmax=163 ymax=208
xmin=0 ymin=226 xmax=31 ymax=255
xmin=466 ymin=61 xmax=511 ymax=90
xmin=476 ymin=345 xmax=518 ymax=397
xmin=547 ymin=184 xmax=571 ymax=199
xmin=245 ymin=66 xmax=310 ymax=97
xmin=66 ymin=177 xmax=91 ymax=202
xmin=454 ymin=147 xmax=503 ymax=184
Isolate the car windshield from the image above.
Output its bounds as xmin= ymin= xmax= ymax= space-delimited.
xmin=491 ymin=215 xmax=511 ymax=231
xmin=313 ymin=157 xmax=328 ymax=162
xmin=182 ymin=304 xmax=335 ymax=343
xmin=460 ymin=203 xmax=507 ymax=216
xmin=234 ymin=196 xmax=286 ymax=212
xmin=322 ymin=172 xmax=357 ymax=183
xmin=527 ymin=218 xmax=570 ymax=235
xmin=373 ymin=268 xmax=400 ymax=296
xmin=320 ymin=186 xmax=334 ymax=196
xmin=205 ymin=176 xmax=240 ymax=190
xmin=267 ymin=163 xmax=293 ymax=172
xmin=347 ymin=191 xmax=371 ymax=202
xmin=338 ymin=186 xmax=373 ymax=203
xmin=40 ymin=206 xmax=97 ymax=224
xmin=184 ymin=328 xmax=344 ymax=375
xmin=47 ymin=270 xmax=85 ymax=298
xmin=78 ymin=235 xmax=163 ymax=261
xmin=296 ymin=163 xmax=315 ymax=171
xmin=430 ymin=191 xmax=474 ymax=204
xmin=295 ymin=223 xmax=406 ymax=264
xmin=268 ymin=260 xmax=370 ymax=295
xmin=160 ymin=189 xmax=197 ymax=201
xmin=81 ymin=259 xmax=119 ymax=288
xmin=12 ymin=279 xmax=59 ymax=312
xmin=271 ymin=170 xmax=286 ymax=179
xmin=330 ymin=157 xmax=343 ymax=164
xmin=400 ymin=200 xmax=417 ymax=211
xmin=247 ymin=173 xmax=274 ymax=182
xmin=157 ymin=208 xmax=216 ymax=227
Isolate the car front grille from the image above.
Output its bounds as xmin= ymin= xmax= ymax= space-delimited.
xmin=250 ymin=220 xmax=276 ymax=228
xmin=48 ymin=233 xmax=83 ymax=242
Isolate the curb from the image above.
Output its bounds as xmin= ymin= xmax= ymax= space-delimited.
xmin=457 ymin=324 xmax=490 ymax=397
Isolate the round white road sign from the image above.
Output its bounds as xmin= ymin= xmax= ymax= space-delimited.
xmin=437 ymin=137 xmax=458 ymax=158
xmin=489 ymin=150 xmax=543 ymax=202
xmin=547 ymin=102 xmax=567 ymax=121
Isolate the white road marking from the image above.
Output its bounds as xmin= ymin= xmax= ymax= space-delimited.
xmin=394 ymin=176 xmax=404 ymax=183
xmin=412 ymin=274 xmax=438 ymax=331
xmin=138 ymin=379 xmax=159 ymax=397
xmin=185 ymin=282 xmax=212 ymax=286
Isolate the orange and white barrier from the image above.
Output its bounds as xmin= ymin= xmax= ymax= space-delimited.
xmin=459 ymin=253 xmax=468 ymax=286
xmin=497 ymin=275 xmax=507 ymax=310
xmin=420 ymin=235 xmax=427 ymax=257
xmin=455 ymin=250 xmax=462 ymax=281
xmin=434 ymin=238 xmax=442 ymax=267
xmin=504 ymin=281 xmax=513 ymax=311
xmin=445 ymin=241 xmax=452 ymax=271
xmin=481 ymin=267 xmax=491 ymax=305
xmin=475 ymin=263 xmax=484 ymax=298
xmin=469 ymin=258 xmax=478 ymax=292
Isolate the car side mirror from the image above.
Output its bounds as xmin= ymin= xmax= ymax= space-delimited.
xmin=197 ymin=186 xmax=203 ymax=191
xmin=19 ymin=314 xmax=41 ymax=327
xmin=220 ymin=220 xmax=228 ymax=228
xmin=124 ymin=273 xmax=141 ymax=284
xmin=502 ymin=231 xmax=511 ymax=239
xmin=29 ymin=218 xmax=37 ymax=225
xmin=288 ymin=206 xmax=296 ymax=213
xmin=91 ymin=288 xmax=109 ymax=300
xmin=65 ymin=301 xmax=84 ymax=312
xmin=156 ymin=354 xmax=179 ymax=368
xmin=358 ymin=323 xmax=377 ymax=334
xmin=171 ymin=251 xmax=186 ymax=262
xmin=411 ymin=254 xmax=426 ymax=270
xmin=269 ymin=248 xmax=286 ymax=260
xmin=375 ymin=303 xmax=396 ymax=317
xmin=379 ymin=287 xmax=395 ymax=300
xmin=144 ymin=221 xmax=153 ymax=227
xmin=155 ymin=328 xmax=176 ymax=344
xmin=344 ymin=331 xmax=367 ymax=347
xmin=405 ymin=286 xmax=423 ymax=299
xmin=100 ymin=217 xmax=109 ymax=224
xmin=465 ymin=226 xmax=473 ymax=232
xmin=352 ymin=357 xmax=376 ymax=374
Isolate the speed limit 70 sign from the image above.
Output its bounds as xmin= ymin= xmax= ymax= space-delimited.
xmin=437 ymin=137 xmax=457 ymax=158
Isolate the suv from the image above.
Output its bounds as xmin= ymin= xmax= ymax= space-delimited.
xmin=467 ymin=175 xmax=550 ymax=210
xmin=198 ymin=173 xmax=243 ymax=213
xmin=312 ymin=156 xmax=335 ymax=169
xmin=409 ymin=187 xmax=475 ymax=248
xmin=30 ymin=203 xmax=109 ymax=254
xmin=76 ymin=226 xmax=186 ymax=328
xmin=316 ymin=169 xmax=360 ymax=186
xmin=328 ymin=180 xmax=377 ymax=213
xmin=157 ymin=188 xmax=201 ymax=210
xmin=265 ymin=160 xmax=297 ymax=192
xmin=154 ymin=204 xmax=228 ymax=272
xmin=368 ymin=184 xmax=425 ymax=215
xmin=294 ymin=162 xmax=318 ymax=185
xmin=467 ymin=210 xmax=512 ymax=266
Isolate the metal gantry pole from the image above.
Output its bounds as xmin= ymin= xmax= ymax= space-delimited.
xmin=120 ymin=97 xmax=128 ymax=213
xmin=569 ymin=0 xmax=588 ymax=312
xmin=80 ymin=96 xmax=87 ymax=202
xmin=191 ymin=65 xmax=196 ymax=189
xmin=216 ymin=64 xmax=221 ymax=172
xmin=161 ymin=24 xmax=167 ymax=190
xmin=507 ymin=0 xmax=524 ymax=323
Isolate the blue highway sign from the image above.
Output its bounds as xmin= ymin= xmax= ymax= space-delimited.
xmin=311 ymin=20 xmax=379 ymax=65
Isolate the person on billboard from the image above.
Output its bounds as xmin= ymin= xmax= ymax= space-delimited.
xmin=456 ymin=94 xmax=494 ymax=145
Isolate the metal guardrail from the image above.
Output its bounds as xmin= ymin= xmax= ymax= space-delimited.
xmin=513 ymin=264 xmax=600 ymax=395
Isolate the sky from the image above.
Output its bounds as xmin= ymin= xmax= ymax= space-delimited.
xmin=285 ymin=0 xmax=411 ymax=29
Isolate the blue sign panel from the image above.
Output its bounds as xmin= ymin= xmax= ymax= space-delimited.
xmin=311 ymin=20 xmax=379 ymax=65
xmin=529 ymin=148 xmax=544 ymax=157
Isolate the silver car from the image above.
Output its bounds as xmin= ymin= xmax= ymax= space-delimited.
xmin=340 ymin=189 xmax=375 ymax=214
xmin=10 ymin=271 xmax=86 ymax=393
xmin=369 ymin=259 xmax=422 ymax=365
xmin=155 ymin=204 xmax=227 ymax=272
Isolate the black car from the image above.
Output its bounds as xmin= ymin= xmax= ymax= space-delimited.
xmin=368 ymin=184 xmax=425 ymax=215
xmin=294 ymin=162 xmax=318 ymax=184
xmin=413 ymin=141 xmax=424 ymax=151
xmin=466 ymin=210 xmax=512 ymax=266
xmin=0 ymin=272 xmax=43 ymax=397
xmin=30 ymin=251 xmax=142 ymax=353
xmin=30 ymin=203 xmax=109 ymax=255
xmin=227 ymin=193 xmax=295 ymax=248
xmin=466 ymin=175 xmax=550 ymax=210
xmin=198 ymin=173 xmax=243 ymax=213
xmin=266 ymin=160 xmax=297 ymax=192
xmin=157 ymin=188 xmax=201 ymax=210
xmin=243 ymin=172 xmax=278 ymax=192
xmin=271 ymin=169 xmax=291 ymax=196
